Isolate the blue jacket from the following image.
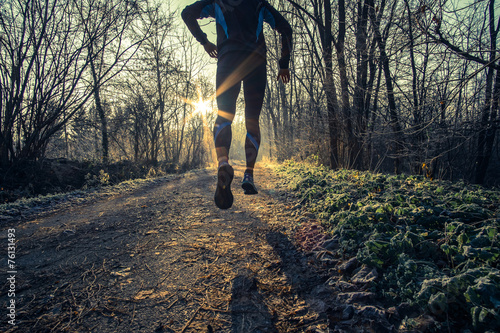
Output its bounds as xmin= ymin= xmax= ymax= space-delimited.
xmin=181 ymin=0 xmax=292 ymax=69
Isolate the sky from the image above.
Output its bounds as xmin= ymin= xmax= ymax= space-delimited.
xmin=170 ymin=0 xmax=216 ymax=34
xmin=168 ymin=0 xmax=218 ymax=76
xmin=170 ymin=0 xmax=196 ymax=18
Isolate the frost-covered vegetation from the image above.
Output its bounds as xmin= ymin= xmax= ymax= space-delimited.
xmin=276 ymin=159 xmax=500 ymax=332
xmin=0 ymin=172 xmax=179 ymax=222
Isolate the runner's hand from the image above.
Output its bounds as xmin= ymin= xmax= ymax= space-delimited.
xmin=203 ymin=42 xmax=218 ymax=58
xmin=277 ymin=68 xmax=290 ymax=84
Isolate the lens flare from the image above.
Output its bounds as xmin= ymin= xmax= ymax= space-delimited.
xmin=193 ymin=98 xmax=211 ymax=116
xmin=182 ymin=85 xmax=214 ymax=117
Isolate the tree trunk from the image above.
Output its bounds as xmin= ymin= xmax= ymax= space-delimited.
xmin=334 ymin=0 xmax=353 ymax=168
xmin=404 ymin=0 xmax=424 ymax=173
xmin=476 ymin=69 xmax=500 ymax=184
xmin=89 ymin=42 xmax=109 ymax=164
xmin=353 ymin=0 xmax=370 ymax=169
xmin=368 ymin=0 xmax=403 ymax=173
xmin=475 ymin=0 xmax=498 ymax=184
xmin=95 ymin=91 xmax=109 ymax=164
xmin=0 ymin=130 xmax=12 ymax=167
xmin=324 ymin=0 xmax=340 ymax=169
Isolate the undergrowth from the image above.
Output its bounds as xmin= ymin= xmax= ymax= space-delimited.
xmin=275 ymin=159 xmax=500 ymax=332
xmin=0 ymin=159 xmax=183 ymax=203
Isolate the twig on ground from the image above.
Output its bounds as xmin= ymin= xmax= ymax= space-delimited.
xmin=202 ymin=306 xmax=229 ymax=313
xmin=180 ymin=305 xmax=202 ymax=333
xmin=165 ymin=297 xmax=179 ymax=310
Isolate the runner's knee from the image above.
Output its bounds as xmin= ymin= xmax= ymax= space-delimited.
xmin=245 ymin=117 xmax=260 ymax=136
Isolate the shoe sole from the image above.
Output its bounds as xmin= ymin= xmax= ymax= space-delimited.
xmin=214 ymin=164 xmax=234 ymax=209
xmin=242 ymin=181 xmax=258 ymax=195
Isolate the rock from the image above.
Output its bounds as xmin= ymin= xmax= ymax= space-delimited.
xmin=337 ymin=257 xmax=358 ymax=274
xmin=333 ymin=280 xmax=356 ymax=292
xmin=337 ymin=292 xmax=375 ymax=304
xmin=357 ymin=306 xmax=394 ymax=333
xmin=322 ymin=238 xmax=339 ymax=251
xmin=355 ymin=305 xmax=386 ymax=320
xmin=342 ymin=305 xmax=355 ymax=320
xmin=351 ymin=266 xmax=378 ymax=284
xmin=315 ymin=250 xmax=338 ymax=263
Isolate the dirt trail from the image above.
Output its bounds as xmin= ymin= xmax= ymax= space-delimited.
xmin=1 ymin=162 xmax=338 ymax=332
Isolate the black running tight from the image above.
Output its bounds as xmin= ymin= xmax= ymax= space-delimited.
xmin=213 ymin=51 xmax=266 ymax=173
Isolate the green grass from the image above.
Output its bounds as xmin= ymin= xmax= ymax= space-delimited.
xmin=275 ymin=159 xmax=500 ymax=331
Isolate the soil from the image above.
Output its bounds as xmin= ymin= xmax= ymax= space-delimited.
xmin=1 ymin=162 xmax=398 ymax=332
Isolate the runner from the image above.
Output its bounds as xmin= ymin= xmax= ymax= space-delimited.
xmin=182 ymin=0 xmax=292 ymax=209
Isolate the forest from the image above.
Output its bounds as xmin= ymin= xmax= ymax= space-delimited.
xmin=1 ymin=1 xmax=500 ymax=332
xmin=1 ymin=0 xmax=499 ymax=197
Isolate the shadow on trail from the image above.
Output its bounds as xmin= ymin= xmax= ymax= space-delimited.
xmin=227 ymin=230 xmax=332 ymax=333
xmin=230 ymin=268 xmax=277 ymax=333
xmin=219 ymin=229 xmax=335 ymax=333
xmin=265 ymin=232 xmax=398 ymax=333
xmin=265 ymin=231 xmax=332 ymax=300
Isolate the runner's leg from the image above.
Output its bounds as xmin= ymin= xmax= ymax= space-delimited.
xmin=243 ymin=54 xmax=266 ymax=175
xmin=213 ymin=53 xmax=246 ymax=209
xmin=214 ymin=54 xmax=242 ymax=164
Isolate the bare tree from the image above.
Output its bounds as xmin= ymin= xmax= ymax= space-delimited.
xmin=76 ymin=0 xmax=155 ymax=163
xmin=0 ymin=0 xmax=93 ymax=166
xmin=0 ymin=0 xmax=154 ymax=167
xmin=415 ymin=0 xmax=500 ymax=183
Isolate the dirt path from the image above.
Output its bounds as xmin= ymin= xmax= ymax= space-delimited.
xmin=1 ymin=162 xmax=340 ymax=332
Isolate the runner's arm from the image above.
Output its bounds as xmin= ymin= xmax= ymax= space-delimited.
xmin=262 ymin=2 xmax=293 ymax=69
xmin=181 ymin=0 xmax=214 ymax=46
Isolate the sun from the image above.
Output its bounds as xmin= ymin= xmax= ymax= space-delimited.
xmin=193 ymin=97 xmax=212 ymax=116
xmin=182 ymin=85 xmax=214 ymax=117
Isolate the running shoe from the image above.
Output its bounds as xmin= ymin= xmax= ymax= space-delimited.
xmin=242 ymin=172 xmax=258 ymax=195
xmin=214 ymin=163 xmax=234 ymax=209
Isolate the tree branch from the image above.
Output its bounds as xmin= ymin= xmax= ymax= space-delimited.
xmin=428 ymin=30 xmax=500 ymax=70
xmin=285 ymin=0 xmax=324 ymax=31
